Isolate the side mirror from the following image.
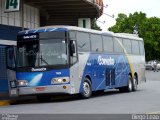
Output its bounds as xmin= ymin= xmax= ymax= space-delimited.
xmin=70 ymin=41 xmax=76 ymax=56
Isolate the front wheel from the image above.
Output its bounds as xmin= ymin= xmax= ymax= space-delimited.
xmin=80 ymin=78 xmax=92 ymax=99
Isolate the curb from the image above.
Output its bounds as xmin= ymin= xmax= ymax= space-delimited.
xmin=0 ymin=100 xmax=11 ymax=106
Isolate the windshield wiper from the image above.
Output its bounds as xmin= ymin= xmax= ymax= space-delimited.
xmin=39 ymin=52 xmax=50 ymax=66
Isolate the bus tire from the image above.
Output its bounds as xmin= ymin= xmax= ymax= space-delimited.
xmin=119 ymin=75 xmax=133 ymax=92
xmin=126 ymin=75 xmax=133 ymax=92
xmin=80 ymin=78 xmax=92 ymax=99
xmin=37 ymin=95 xmax=52 ymax=102
xmin=132 ymin=75 xmax=138 ymax=91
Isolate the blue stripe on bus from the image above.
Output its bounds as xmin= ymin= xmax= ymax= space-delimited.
xmin=18 ymin=28 xmax=68 ymax=35
xmin=79 ymin=54 xmax=131 ymax=93
xmin=16 ymin=69 xmax=70 ymax=87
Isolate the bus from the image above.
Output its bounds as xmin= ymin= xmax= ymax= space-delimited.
xmin=7 ymin=26 xmax=146 ymax=101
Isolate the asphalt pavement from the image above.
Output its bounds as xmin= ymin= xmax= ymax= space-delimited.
xmin=0 ymin=70 xmax=160 ymax=115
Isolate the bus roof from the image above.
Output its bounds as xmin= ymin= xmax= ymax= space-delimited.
xmin=114 ymin=33 xmax=143 ymax=41
xmin=18 ymin=25 xmax=143 ymax=41
xmin=18 ymin=25 xmax=113 ymax=36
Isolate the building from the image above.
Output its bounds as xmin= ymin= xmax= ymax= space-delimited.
xmin=0 ymin=0 xmax=103 ymax=98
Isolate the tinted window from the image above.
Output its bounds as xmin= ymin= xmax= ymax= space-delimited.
xmin=103 ymin=36 xmax=113 ymax=52
xmin=113 ymin=37 xmax=123 ymax=53
xmin=69 ymin=31 xmax=76 ymax=39
xmin=132 ymin=40 xmax=140 ymax=54
xmin=91 ymin=34 xmax=103 ymax=52
xmin=139 ymin=41 xmax=144 ymax=55
xmin=123 ymin=39 xmax=132 ymax=54
xmin=40 ymin=32 xmax=65 ymax=39
xmin=77 ymin=32 xmax=90 ymax=52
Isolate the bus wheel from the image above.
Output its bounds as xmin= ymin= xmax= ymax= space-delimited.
xmin=127 ymin=75 xmax=133 ymax=92
xmin=132 ymin=75 xmax=138 ymax=91
xmin=119 ymin=75 xmax=133 ymax=92
xmin=37 ymin=95 xmax=52 ymax=102
xmin=80 ymin=78 xmax=92 ymax=99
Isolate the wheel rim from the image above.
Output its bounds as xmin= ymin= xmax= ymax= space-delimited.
xmin=83 ymin=82 xmax=90 ymax=96
xmin=128 ymin=77 xmax=132 ymax=91
xmin=134 ymin=77 xmax=137 ymax=90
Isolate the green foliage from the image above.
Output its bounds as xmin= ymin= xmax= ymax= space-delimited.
xmin=109 ymin=12 xmax=160 ymax=61
xmin=91 ymin=19 xmax=101 ymax=31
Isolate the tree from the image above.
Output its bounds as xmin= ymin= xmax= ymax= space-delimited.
xmin=108 ymin=12 xmax=160 ymax=61
xmin=91 ymin=19 xmax=101 ymax=31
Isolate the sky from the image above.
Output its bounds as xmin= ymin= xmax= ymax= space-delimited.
xmin=97 ymin=0 xmax=160 ymax=31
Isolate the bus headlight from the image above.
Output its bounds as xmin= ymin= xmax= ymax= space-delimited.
xmin=51 ymin=77 xmax=69 ymax=84
xmin=17 ymin=80 xmax=28 ymax=87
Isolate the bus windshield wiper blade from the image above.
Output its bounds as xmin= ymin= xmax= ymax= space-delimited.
xmin=40 ymin=57 xmax=49 ymax=66
xmin=39 ymin=52 xmax=50 ymax=66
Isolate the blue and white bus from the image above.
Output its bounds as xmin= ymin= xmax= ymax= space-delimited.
xmin=7 ymin=26 xmax=146 ymax=101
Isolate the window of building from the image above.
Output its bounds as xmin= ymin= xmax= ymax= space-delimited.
xmin=123 ymin=39 xmax=132 ymax=54
xmin=113 ymin=37 xmax=123 ymax=53
xmin=103 ymin=36 xmax=113 ymax=52
xmin=91 ymin=34 xmax=103 ymax=52
xmin=0 ymin=0 xmax=39 ymax=28
xmin=132 ymin=40 xmax=140 ymax=54
xmin=77 ymin=32 xmax=90 ymax=52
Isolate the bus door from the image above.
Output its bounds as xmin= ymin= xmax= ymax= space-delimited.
xmin=6 ymin=46 xmax=18 ymax=97
xmin=105 ymin=66 xmax=115 ymax=87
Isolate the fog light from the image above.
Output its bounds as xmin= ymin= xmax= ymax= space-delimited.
xmin=63 ymin=86 xmax=67 ymax=89
xmin=51 ymin=77 xmax=69 ymax=84
xmin=63 ymin=79 xmax=66 ymax=82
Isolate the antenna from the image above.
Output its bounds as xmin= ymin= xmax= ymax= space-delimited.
xmin=96 ymin=20 xmax=105 ymax=24
xmin=103 ymin=13 xmax=114 ymax=18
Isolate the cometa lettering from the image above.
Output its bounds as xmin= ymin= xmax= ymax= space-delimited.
xmin=31 ymin=68 xmax=46 ymax=72
xmin=98 ymin=56 xmax=115 ymax=66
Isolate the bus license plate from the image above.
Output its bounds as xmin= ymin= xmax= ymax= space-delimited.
xmin=36 ymin=87 xmax=45 ymax=91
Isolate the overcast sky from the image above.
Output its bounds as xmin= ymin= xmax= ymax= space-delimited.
xmin=97 ymin=0 xmax=160 ymax=31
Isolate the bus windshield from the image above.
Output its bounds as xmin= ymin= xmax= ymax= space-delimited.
xmin=17 ymin=39 xmax=68 ymax=67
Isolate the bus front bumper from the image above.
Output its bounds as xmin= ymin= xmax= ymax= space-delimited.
xmin=18 ymin=85 xmax=76 ymax=96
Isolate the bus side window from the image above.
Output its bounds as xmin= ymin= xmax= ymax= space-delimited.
xmin=123 ymin=39 xmax=132 ymax=54
xmin=139 ymin=41 xmax=144 ymax=55
xmin=132 ymin=40 xmax=140 ymax=55
xmin=113 ymin=37 xmax=123 ymax=53
xmin=70 ymin=40 xmax=78 ymax=65
xmin=103 ymin=36 xmax=113 ymax=52
xmin=91 ymin=34 xmax=103 ymax=52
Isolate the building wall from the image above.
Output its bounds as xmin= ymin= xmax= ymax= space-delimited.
xmin=0 ymin=0 xmax=40 ymax=98
xmin=0 ymin=0 xmax=40 ymax=29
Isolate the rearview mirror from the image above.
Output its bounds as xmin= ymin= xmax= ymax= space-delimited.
xmin=70 ymin=41 xmax=75 ymax=56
